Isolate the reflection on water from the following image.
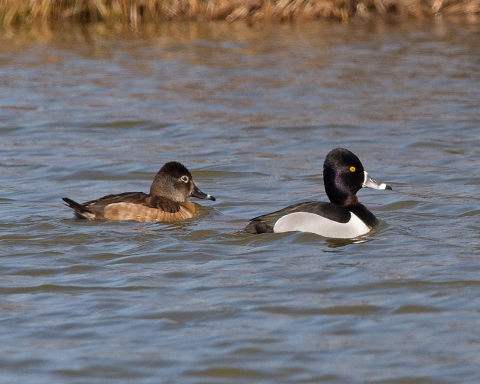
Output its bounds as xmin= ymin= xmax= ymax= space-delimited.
xmin=1 ymin=19 xmax=480 ymax=383
xmin=2 ymin=19 xmax=479 ymax=130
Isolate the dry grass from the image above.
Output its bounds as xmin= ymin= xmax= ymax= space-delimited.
xmin=0 ymin=0 xmax=479 ymax=24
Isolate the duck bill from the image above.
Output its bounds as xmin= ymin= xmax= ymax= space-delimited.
xmin=362 ymin=171 xmax=392 ymax=190
xmin=191 ymin=184 xmax=216 ymax=201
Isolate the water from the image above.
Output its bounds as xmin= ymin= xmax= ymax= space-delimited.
xmin=1 ymin=19 xmax=480 ymax=383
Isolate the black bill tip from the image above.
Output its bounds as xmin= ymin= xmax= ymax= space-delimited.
xmin=191 ymin=185 xmax=216 ymax=201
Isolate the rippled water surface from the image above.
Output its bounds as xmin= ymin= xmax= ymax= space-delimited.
xmin=1 ymin=19 xmax=480 ymax=383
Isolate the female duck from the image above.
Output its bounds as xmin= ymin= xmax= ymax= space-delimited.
xmin=244 ymin=148 xmax=391 ymax=238
xmin=63 ymin=161 xmax=215 ymax=222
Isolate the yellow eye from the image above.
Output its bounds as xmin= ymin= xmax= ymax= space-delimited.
xmin=349 ymin=166 xmax=356 ymax=172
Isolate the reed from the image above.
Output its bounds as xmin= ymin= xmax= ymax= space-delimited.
xmin=1 ymin=0 xmax=478 ymax=24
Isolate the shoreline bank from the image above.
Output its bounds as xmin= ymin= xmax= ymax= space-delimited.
xmin=1 ymin=0 xmax=479 ymax=25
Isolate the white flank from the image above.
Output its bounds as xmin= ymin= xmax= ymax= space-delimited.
xmin=273 ymin=212 xmax=370 ymax=239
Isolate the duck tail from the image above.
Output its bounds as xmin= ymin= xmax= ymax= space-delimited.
xmin=243 ymin=219 xmax=274 ymax=234
xmin=62 ymin=197 xmax=96 ymax=220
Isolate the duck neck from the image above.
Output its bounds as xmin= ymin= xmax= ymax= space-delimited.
xmin=344 ymin=196 xmax=359 ymax=207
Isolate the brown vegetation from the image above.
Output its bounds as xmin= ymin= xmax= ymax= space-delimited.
xmin=0 ymin=0 xmax=479 ymax=25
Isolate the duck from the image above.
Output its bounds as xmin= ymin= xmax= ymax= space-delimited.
xmin=62 ymin=161 xmax=215 ymax=222
xmin=243 ymin=148 xmax=391 ymax=238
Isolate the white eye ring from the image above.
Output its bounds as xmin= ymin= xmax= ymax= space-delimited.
xmin=180 ymin=175 xmax=189 ymax=183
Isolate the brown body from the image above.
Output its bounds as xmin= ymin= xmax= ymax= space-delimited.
xmin=62 ymin=162 xmax=215 ymax=223
xmin=103 ymin=201 xmax=198 ymax=222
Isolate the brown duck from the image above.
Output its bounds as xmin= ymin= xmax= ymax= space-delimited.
xmin=62 ymin=161 xmax=215 ymax=222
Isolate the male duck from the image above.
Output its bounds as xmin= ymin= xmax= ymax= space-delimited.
xmin=63 ymin=161 xmax=215 ymax=222
xmin=244 ymin=148 xmax=391 ymax=238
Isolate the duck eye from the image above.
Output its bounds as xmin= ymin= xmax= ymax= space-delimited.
xmin=180 ymin=176 xmax=189 ymax=183
xmin=349 ymin=166 xmax=356 ymax=172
